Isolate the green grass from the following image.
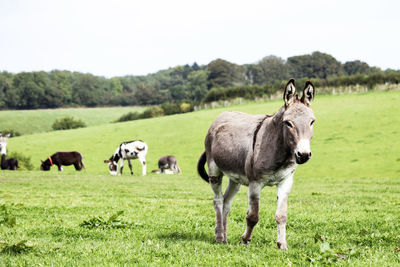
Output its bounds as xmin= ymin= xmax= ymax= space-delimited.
xmin=1 ymin=90 xmax=400 ymax=265
xmin=0 ymin=106 xmax=146 ymax=135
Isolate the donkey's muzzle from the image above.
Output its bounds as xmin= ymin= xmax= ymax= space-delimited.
xmin=295 ymin=151 xmax=312 ymax=164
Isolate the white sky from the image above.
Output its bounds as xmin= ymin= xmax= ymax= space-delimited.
xmin=1 ymin=0 xmax=399 ymax=77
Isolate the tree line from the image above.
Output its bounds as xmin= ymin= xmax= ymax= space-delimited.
xmin=0 ymin=51 xmax=399 ymax=109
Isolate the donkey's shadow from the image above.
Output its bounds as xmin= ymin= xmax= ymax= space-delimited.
xmin=157 ymin=231 xmax=214 ymax=243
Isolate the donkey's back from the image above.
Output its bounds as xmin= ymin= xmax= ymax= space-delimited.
xmin=205 ymin=111 xmax=266 ymax=177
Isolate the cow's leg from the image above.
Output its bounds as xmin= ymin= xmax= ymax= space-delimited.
xmin=207 ymin=160 xmax=225 ymax=242
xmin=57 ymin=164 xmax=63 ymax=171
xmin=138 ymin=156 xmax=146 ymax=176
xmin=127 ymin=159 xmax=133 ymax=175
xmin=222 ymin=178 xmax=241 ymax=242
xmin=119 ymin=160 xmax=124 ymax=175
xmin=275 ymin=175 xmax=293 ymax=250
xmin=241 ymin=181 xmax=262 ymax=244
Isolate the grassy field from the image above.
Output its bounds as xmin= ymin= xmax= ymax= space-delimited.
xmin=1 ymin=90 xmax=400 ymax=265
xmin=0 ymin=106 xmax=146 ymax=135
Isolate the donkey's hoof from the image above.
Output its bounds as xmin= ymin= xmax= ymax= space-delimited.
xmin=241 ymin=235 xmax=251 ymax=245
xmin=216 ymin=239 xmax=227 ymax=244
xmin=277 ymin=242 xmax=288 ymax=250
xmin=215 ymin=233 xmax=227 ymax=243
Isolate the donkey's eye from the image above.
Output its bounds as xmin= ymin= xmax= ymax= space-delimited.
xmin=284 ymin=121 xmax=294 ymax=128
xmin=310 ymin=120 xmax=315 ymax=127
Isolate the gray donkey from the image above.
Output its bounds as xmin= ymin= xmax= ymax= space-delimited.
xmin=197 ymin=79 xmax=315 ymax=249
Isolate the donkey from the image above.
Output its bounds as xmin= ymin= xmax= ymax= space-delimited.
xmin=151 ymin=155 xmax=181 ymax=174
xmin=0 ymin=133 xmax=18 ymax=170
xmin=104 ymin=140 xmax=148 ymax=176
xmin=197 ymin=79 xmax=315 ymax=249
xmin=40 ymin=151 xmax=85 ymax=171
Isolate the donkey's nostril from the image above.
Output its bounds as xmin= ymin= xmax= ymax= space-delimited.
xmin=309 ymin=152 xmax=312 ymax=158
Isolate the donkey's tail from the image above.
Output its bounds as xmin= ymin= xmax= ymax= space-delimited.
xmin=197 ymin=151 xmax=209 ymax=183
xmin=176 ymin=164 xmax=182 ymax=174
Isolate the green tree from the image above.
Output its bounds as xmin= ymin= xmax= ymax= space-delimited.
xmin=287 ymin=51 xmax=344 ymax=79
xmin=343 ymin=60 xmax=374 ymax=75
xmin=49 ymin=70 xmax=73 ymax=105
xmin=249 ymin=56 xmax=290 ymax=84
xmin=109 ymin=77 xmax=123 ymax=96
xmin=207 ymin=59 xmax=241 ymax=88
xmin=72 ymin=73 xmax=101 ymax=106
xmin=187 ymin=70 xmax=209 ymax=102
xmin=0 ymin=72 xmax=13 ymax=109
xmin=12 ymin=72 xmax=46 ymax=109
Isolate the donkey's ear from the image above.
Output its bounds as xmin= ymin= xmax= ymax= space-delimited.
xmin=283 ymin=78 xmax=296 ymax=107
xmin=5 ymin=133 xmax=10 ymax=138
xmin=301 ymin=81 xmax=315 ymax=106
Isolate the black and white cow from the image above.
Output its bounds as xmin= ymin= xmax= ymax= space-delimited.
xmin=104 ymin=140 xmax=148 ymax=176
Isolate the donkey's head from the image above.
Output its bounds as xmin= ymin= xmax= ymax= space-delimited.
xmin=104 ymin=158 xmax=118 ymax=176
xmin=40 ymin=160 xmax=51 ymax=171
xmin=0 ymin=133 xmax=10 ymax=155
xmin=282 ymin=79 xmax=316 ymax=164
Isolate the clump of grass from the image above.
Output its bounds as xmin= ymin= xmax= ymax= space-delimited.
xmin=0 ymin=205 xmax=16 ymax=227
xmin=0 ymin=240 xmax=33 ymax=254
xmin=80 ymin=210 xmax=130 ymax=229
xmin=52 ymin=116 xmax=86 ymax=130
xmin=7 ymin=151 xmax=33 ymax=170
xmin=0 ymin=129 xmax=21 ymax=137
xmin=115 ymin=111 xmax=142 ymax=122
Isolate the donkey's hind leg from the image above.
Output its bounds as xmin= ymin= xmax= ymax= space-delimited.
xmin=127 ymin=159 xmax=133 ymax=175
xmin=208 ymin=160 xmax=225 ymax=242
xmin=222 ymin=178 xmax=241 ymax=242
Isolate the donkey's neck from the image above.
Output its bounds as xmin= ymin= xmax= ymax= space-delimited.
xmin=112 ymin=153 xmax=120 ymax=163
xmin=253 ymin=108 xmax=295 ymax=173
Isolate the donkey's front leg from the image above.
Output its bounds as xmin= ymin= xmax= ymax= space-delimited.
xmin=119 ymin=160 xmax=124 ymax=175
xmin=138 ymin=156 xmax=146 ymax=176
xmin=275 ymin=175 xmax=293 ymax=250
xmin=241 ymin=181 xmax=262 ymax=244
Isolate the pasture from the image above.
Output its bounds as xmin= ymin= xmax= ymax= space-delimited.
xmin=1 ymin=90 xmax=400 ymax=265
xmin=0 ymin=106 xmax=146 ymax=135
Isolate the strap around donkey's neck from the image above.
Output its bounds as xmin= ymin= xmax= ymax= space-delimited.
xmin=48 ymin=156 xmax=53 ymax=166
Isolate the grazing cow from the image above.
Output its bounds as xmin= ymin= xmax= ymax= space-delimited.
xmin=104 ymin=140 xmax=148 ymax=176
xmin=41 ymin=151 xmax=85 ymax=171
xmin=0 ymin=133 xmax=18 ymax=170
xmin=151 ymin=155 xmax=181 ymax=174
xmin=197 ymin=79 xmax=316 ymax=249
